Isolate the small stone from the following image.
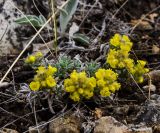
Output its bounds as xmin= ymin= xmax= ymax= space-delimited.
xmin=143 ymin=84 xmax=156 ymax=92
xmin=0 ymin=128 xmax=19 ymax=133
xmin=146 ymin=70 xmax=160 ymax=83
xmin=113 ymin=105 xmax=129 ymax=115
xmin=152 ymin=45 xmax=160 ymax=55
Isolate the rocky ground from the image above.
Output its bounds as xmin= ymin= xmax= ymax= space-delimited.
xmin=0 ymin=0 xmax=160 ymax=133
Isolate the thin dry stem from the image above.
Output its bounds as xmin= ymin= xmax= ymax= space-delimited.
xmin=49 ymin=0 xmax=58 ymax=57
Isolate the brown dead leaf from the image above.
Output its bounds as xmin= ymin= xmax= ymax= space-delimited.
xmin=152 ymin=45 xmax=160 ymax=54
xmin=142 ymin=35 xmax=150 ymax=39
xmin=149 ymin=13 xmax=158 ymax=23
xmin=94 ymin=108 xmax=103 ymax=119
xmin=130 ymin=20 xmax=153 ymax=30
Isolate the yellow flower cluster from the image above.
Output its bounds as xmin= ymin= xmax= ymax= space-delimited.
xmin=107 ymin=49 xmax=129 ymax=68
xmin=95 ymin=69 xmax=121 ymax=97
xmin=25 ymin=52 xmax=43 ymax=64
xmin=29 ymin=65 xmax=57 ymax=91
xmin=64 ymin=69 xmax=121 ymax=101
xmin=64 ymin=70 xmax=96 ymax=102
xmin=107 ymin=33 xmax=149 ymax=83
xmin=110 ymin=33 xmax=133 ymax=51
xmin=107 ymin=34 xmax=132 ymax=68
xmin=129 ymin=60 xmax=149 ymax=83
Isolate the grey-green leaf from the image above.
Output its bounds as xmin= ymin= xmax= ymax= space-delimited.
xmin=15 ymin=15 xmax=42 ymax=27
xmin=60 ymin=0 xmax=79 ymax=33
xmin=39 ymin=15 xmax=46 ymax=25
xmin=73 ymin=33 xmax=90 ymax=46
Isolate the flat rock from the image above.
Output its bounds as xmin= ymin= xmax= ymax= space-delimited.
xmin=94 ymin=116 xmax=153 ymax=133
xmin=93 ymin=116 xmax=129 ymax=133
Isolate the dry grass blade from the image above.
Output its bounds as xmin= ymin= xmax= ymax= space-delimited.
xmin=49 ymin=0 xmax=58 ymax=56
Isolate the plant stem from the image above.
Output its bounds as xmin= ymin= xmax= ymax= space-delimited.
xmin=49 ymin=0 xmax=58 ymax=57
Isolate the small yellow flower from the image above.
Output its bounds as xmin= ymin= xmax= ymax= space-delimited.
xmin=112 ymin=59 xmax=119 ymax=67
xmin=120 ymin=43 xmax=132 ymax=52
xmin=88 ymin=77 xmax=96 ymax=88
xmin=95 ymin=69 xmax=106 ymax=80
xmin=65 ymin=86 xmax=75 ymax=92
xmin=70 ymin=92 xmax=80 ymax=102
xmin=138 ymin=76 xmax=144 ymax=83
xmin=64 ymin=79 xmax=73 ymax=87
xmin=25 ymin=55 xmax=36 ymax=64
xmin=35 ymin=51 xmax=43 ymax=58
xmin=119 ymin=50 xmax=129 ymax=58
xmin=112 ymin=82 xmax=121 ymax=90
xmin=36 ymin=66 xmax=46 ymax=75
xmin=34 ymin=75 xmax=40 ymax=81
xmin=118 ymin=62 xmax=125 ymax=68
xmin=70 ymin=70 xmax=78 ymax=82
xmin=107 ymin=49 xmax=129 ymax=69
xmin=124 ymin=58 xmax=134 ymax=67
xmin=122 ymin=35 xmax=130 ymax=42
xmin=144 ymin=68 xmax=149 ymax=73
xmin=110 ymin=33 xmax=121 ymax=47
xmin=100 ymin=88 xmax=111 ymax=97
xmin=109 ymin=85 xmax=116 ymax=93
xmin=97 ymin=79 xmax=106 ymax=88
xmin=46 ymin=76 xmax=56 ymax=88
xmin=78 ymin=88 xmax=84 ymax=94
xmin=107 ymin=49 xmax=119 ymax=68
xmin=29 ymin=81 xmax=40 ymax=91
xmin=46 ymin=65 xmax=57 ymax=76
xmin=41 ymin=80 xmax=47 ymax=87
xmin=119 ymin=35 xmax=133 ymax=51
xmin=137 ymin=60 xmax=147 ymax=67
xmin=83 ymin=90 xmax=94 ymax=99
xmin=105 ymin=69 xmax=118 ymax=81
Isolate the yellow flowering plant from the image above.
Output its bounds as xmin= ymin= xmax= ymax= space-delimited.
xmin=130 ymin=60 xmax=149 ymax=83
xmin=25 ymin=51 xmax=43 ymax=64
xmin=64 ymin=68 xmax=121 ymax=101
xmin=109 ymin=33 xmax=133 ymax=51
xmin=64 ymin=70 xmax=96 ymax=102
xmin=107 ymin=33 xmax=149 ymax=83
xmin=29 ymin=65 xmax=57 ymax=91
xmin=95 ymin=69 xmax=121 ymax=97
xmin=25 ymin=34 xmax=149 ymax=102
